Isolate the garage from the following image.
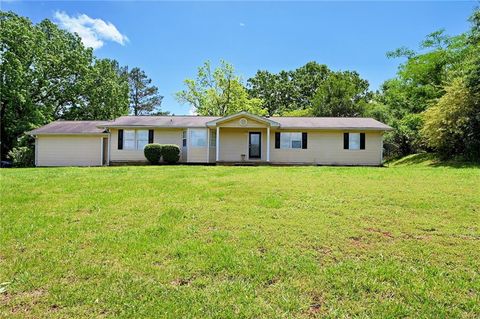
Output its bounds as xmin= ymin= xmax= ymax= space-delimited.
xmin=28 ymin=121 xmax=108 ymax=167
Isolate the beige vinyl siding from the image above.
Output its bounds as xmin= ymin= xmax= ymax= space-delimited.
xmin=110 ymin=128 xmax=183 ymax=163
xmin=270 ymin=130 xmax=383 ymax=165
xmin=36 ymin=135 xmax=102 ymax=166
xmin=218 ymin=128 xmax=267 ymax=162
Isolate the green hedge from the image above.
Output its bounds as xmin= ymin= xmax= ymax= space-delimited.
xmin=161 ymin=144 xmax=180 ymax=164
xmin=144 ymin=144 xmax=162 ymax=164
xmin=144 ymin=143 xmax=181 ymax=164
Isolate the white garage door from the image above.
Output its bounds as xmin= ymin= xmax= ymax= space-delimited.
xmin=36 ymin=135 xmax=103 ymax=166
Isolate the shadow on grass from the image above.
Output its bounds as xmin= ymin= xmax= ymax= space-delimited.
xmin=388 ymin=153 xmax=480 ymax=169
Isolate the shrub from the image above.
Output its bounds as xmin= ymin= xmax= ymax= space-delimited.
xmin=422 ymin=78 xmax=480 ymax=159
xmin=8 ymin=146 xmax=34 ymax=167
xmin=161 ymin=144 xmax=180 ymax=164
xmin=144 ymin=144 xmax=162 ymax=164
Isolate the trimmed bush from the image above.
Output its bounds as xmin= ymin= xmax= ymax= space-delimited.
xmin=8 ymin=146 xmax=34 ymax=167
xmin=144 ymin=143 xmax=162 ymax=164
xmin=161 ymin=144 xmax=180 ymax=164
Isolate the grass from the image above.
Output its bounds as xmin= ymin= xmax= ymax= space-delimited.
xmin=1 ymin=158 xmax=479 ymax=318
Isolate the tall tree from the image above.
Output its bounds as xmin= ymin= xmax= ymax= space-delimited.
xmin=421 ymin=9 xmax=480 ymax=159
xmin=378 ymin=8 xmax=480 ymax=159
xmin=0 ymin=11 xmax=130 ymax=159
xmin=176 ymin=60 xmax=265 ymax=116
xmin=128 ymin=67 xmax=165 ymax=115
xmin=247 ymin=61 xmax=330 ymax=115
xmin=64 ymin=59 xmax=130 ymax=120
xmin=311 ymin=71 xmax=371 ymax=117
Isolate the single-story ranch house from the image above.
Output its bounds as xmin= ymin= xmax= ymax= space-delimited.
xmin=27 ymin=111 xmax=393 ymax=166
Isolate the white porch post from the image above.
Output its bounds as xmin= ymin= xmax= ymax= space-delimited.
xmin=216 ymin=126 xmax=220 ymax=162
xmin=266 ymin=126 xmax=270 ymax=162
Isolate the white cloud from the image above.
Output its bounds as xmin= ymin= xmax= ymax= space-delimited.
xmin=239 ymin=22 xmax=245 ymax=27
xmin=54 ymin=11 xmax=128 ymax=49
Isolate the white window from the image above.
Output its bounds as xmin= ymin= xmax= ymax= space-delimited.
xmin=349 ymin=133 xmax=360 ymax=150
xmin=123 ymin=130 xmax=136 ymax=150
xmin=210 ymin=130 xmax=216 ymax=147
xmin=182 ymin=131 xmax=187 ymax=147
xmin=123 ymin=129 xmax=148 ymax=150
xmin=136 ymin=130 xmax=149 ymax=150
xmin=280 ymin=132 xmax=302 ymax=149
xmin=190 ymin=129 xmax=207 ymax=147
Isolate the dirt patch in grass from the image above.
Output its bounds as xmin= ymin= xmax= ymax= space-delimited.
xmin=3 ymin=288 xmax=46 ymax=315
xmin=365 ymin=227 xmax=394 ymax=238
xmin=306 ymin=293 xmax=325 ymax=316
xmin=171 ymin=278 xmax=193 ymax=287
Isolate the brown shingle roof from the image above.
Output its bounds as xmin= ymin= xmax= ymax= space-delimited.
xmin=28 ymin=114 xmax=392 ymax=134
xmin=27 ymin=121 xmax=108 ymax=135
xmin=101 ymin=115 xmax=392 ymax=130
xmin=100 ymin=116 xmax=220 ymax=128
xmin=271 ymin=117 xmax=392 ymax=130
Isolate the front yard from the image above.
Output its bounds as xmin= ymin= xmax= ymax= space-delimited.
xmin=1 ymin=161 xmax=479 ymax=318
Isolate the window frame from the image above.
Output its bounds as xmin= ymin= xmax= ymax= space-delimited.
xmin=348 ymin=133 xmax=361 ymax=150
xmin=182 ymin=130 xmax=187 ymax=148
xmin=190 ymin=129 xmax=207 ymax=148
xmin=279 ymin=132 xmax=303 ymax=149
xmin=136 ymin=130 xmax=149 ymax=150
xmin=210 ymin=130 xmax=216 ymax=148
xmin=123 ymin=129 xmax=136 ymax=150
xmin=122 ymin=129 xmax=149 ymax=151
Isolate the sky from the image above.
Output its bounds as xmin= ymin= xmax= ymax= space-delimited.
xmin=2 ymin=1 xmax=477 ymax=115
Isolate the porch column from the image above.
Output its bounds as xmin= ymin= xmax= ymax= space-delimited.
xmin=216 ymin=126 xmax=220 ymax=162
xmin=266 ymin=126 xmax=270 ymax=162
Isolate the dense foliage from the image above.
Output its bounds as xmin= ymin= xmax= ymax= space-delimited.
xmin=176 ymin=60 xmax=265 ymax=116
xmin=0 ymin=11 xmax=164 ymax=161
xmin=379 ymin=9 xmax=480 ymax=159
xmin=144 ymin=143 xmax=163 ymax=164
xmin=7 ymin=146 xmax=34 ymax=167
xmin=161 ymin=144 xmax=181 ymax=164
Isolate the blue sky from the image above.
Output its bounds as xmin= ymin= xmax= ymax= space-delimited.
xmin=3 ymin=1 xmax=477 ymax=115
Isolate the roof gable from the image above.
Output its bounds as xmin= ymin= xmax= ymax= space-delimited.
xmin=206 ymin=111 xmax=280 ymax=127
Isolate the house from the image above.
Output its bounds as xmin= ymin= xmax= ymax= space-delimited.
xmin=27 ymin=111 xmax=393 ymax=166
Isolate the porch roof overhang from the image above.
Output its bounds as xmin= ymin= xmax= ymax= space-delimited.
xmin=206 ymin=111 xmax=280 ymax=128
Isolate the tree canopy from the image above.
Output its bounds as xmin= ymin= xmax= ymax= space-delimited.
xmin=176 ymin=60 xmax=264 ymax=116
xmin=247 ymin=62 xmax=330 ymax=116
xmin=0 ymin=11 xmax=162 ymax=159
xmin=378 ymin=8 xmax=480 ymax=159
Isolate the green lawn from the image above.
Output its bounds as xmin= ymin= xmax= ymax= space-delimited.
xmin=1 ymin=159 xmax=479 ymax=318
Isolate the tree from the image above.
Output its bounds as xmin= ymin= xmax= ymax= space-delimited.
xmin=311 ymin=71 xmax=371 ymax=117
xmin=0 ymin=11 xmax=130 ymax=159
xmin=128 ymin=67 xmax=165 ymax=115
xmin=247 ymin=61 xmax=330 ymax=115
xmin=376 ymin=9 xmax=479 ymax=159
xmin=246 ymin=70 xmax=291 ymax=116
xmin=422 ymin=78 xmax=479 ymax=158
xmin=420 ymin=10 xmax=480 ymax=160
xmin=176 ymin=60 xmax=265 ymax=116
xmin=64 ymin=59 xmax=130 ymax=120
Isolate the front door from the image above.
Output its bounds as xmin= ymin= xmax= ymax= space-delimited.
xmin=249 ymin=132 xmax=261 ymax=159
